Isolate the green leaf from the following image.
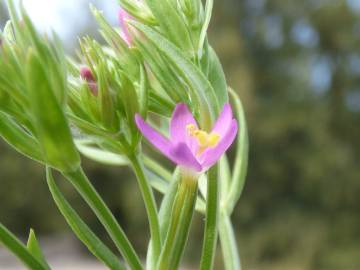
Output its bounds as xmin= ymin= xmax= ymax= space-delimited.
xmin=138 ymin=64 xmax=149 ymax=117
xmin=207 ymin=46 xmax=229 ymax=107
xmin=75 ymin=140 xmax=129 ymax=166
xmin=0 ymin=223 xmax=48 ymax=270
xmin=26 ymin=230 xmax=51 ymax=270
xmin=219 ymin=212 xmax=241 ymax=270
xmin=120 ymin=74 xmax=140 ymax=143
xmin=130 ymin=21 xmax=220 ymax=128
xmin=225 ymin=88 xmax=249 ymax=214
xmin=26 ymin=51 xmax=80 ymax=172
xmin=198 ymin=0 xmax=214 ymax=57
xmin=62 ymin=168 xmax=142 ymax=270
xmin=144 ymin=0 xmax=194 ymax=56
xmin=90 ymin=5 xmax=140 ymax=81
xmin=133 ymin=37 xmax=186 ymax=103
xmin=0 ymin=112 xmax=43 ymax=163
xmin=46 ymin=168 xmax=126 ymax=270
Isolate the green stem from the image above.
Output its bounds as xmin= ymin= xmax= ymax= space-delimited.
xmin=157 ymin=170 xmax=198 ymax=270
xmin=219 ymin=212 xmax=241 ymax=270
xmin=63 ymin=167 xmax=143 ymax=270
xmin=200 ymin=164 xmax=219 ymax=270
xmin=128 ymin=153 xmax=161 ymax=267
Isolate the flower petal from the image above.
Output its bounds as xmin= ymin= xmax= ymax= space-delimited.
xmin=212 ymin=103 xmax=233 ymax=137
xmin=135 ymin=114 xmax=172 ymax=157
xmin=200 ymin=119 xmax=238 ymax=168
xmin=169 ymin=143 xmax=202 ymax=172
xmin=170 ymin=103 xmax=198 ymax=144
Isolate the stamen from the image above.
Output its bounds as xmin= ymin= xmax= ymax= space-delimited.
xmin=186 ymin=123 xmax=220 ymax=155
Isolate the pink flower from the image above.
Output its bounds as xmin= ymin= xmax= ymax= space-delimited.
xmin=80 ymin=67 xmax=98 ymax=96
xmin=118 ymin=8 xmax=133 ymax=46
xmin=135 ymin=103 xmax=238 ymax=172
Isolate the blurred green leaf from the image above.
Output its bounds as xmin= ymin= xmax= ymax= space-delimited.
xmin=225 ymin=88 xmax=248 ymax=214
xmin=0 ymin=223 xmax=48 ymax=270
xmin=26 ymin=51 xmax=80 ymax=172
xmin=144 ymin=0 xmax=194 ymax=56
xmin=46 ymin=168 xmax=126 ymax=270
xmin=0 ymin=112 xmax=43 ymax=162
xmin=26 ymin=229 xmax=51 ymax=270
xmin=207 ymin=46 xmax=228 ymax=107
xmin=130 ymin=21 xmax=219 ymax=128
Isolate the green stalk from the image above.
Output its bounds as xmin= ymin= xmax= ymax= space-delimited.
xmin=128 ymin=153 xmax=161 ymax=268
xmin=146 ymin=168 xmax=180 ymax=269
xmin=63 ymin=167 xmax=142 ymax=270
xmin=219 ymin=212 xmax=241 ymax=270
xmin=200 ymin=164 xmax=219 ymax=270
xmin=156 ymin=170 xmax=198 ymax=270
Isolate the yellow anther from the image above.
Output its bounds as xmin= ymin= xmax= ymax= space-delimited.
xmin=208 ymin=133 xmax=220 ymax=147
xmin=186 ymin=123 xmax=221 ymax=155
xmin=194 ymin=131 xmax=209 ymax=147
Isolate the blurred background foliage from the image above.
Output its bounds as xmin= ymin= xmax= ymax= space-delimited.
xmin=0 ymin=0 xmax=359 ymax=269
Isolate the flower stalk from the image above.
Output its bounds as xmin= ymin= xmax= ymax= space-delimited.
xmin=156 ymin=169 xmax=199 ymax=270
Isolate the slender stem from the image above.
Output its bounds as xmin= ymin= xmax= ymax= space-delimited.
xmin=143 ymin=156 xmax=207 ymax=214
xmin=63 ymin=167 xmax=143 ymax=270
xmin=157 ymin=170 xmax=198 ymax=270
xmin=219 ymin=212 xmax=241 ymax=270
xmin=128 ymin=153 xmax=161 ymax=267
xmin=200 ymin=164 xmax=219 ymax=270
xmin=146 ymin=168 xmax=180 ymax=269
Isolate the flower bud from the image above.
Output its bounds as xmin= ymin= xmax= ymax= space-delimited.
xmin=80 ymin=67 xmax=98 ymax=96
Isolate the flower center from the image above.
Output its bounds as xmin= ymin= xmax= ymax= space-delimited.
xmin=186 ymin=124 xmax=220 ymax=155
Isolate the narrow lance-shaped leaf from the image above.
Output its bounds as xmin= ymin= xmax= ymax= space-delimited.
xmin=26 ymin=50 xmax=80 ymax=172
xmin=26 ymin=230 xmax=51 ymax=270
xmin=130 ymin=21 xmax=219 ymax=129
xmin=207 ymin=46 xmax=229 ymax=107
xmin=138 ymin=64 xmax=149 ymax=117
xmin=120 ymin=73 xmax=140 ymax=144
xmin=0 ymin=112 xmax=43 ymax=163
xmin=133 ymin=36 xmax=186 ymax=103
xmin=198 ymin=0 xmax=214 ymax=57
xmin=90 ymin=5 xmax=140 ymax=81
xmin=46 ymin=168 xmax=126 ymax=270
xmin=218 ymin=212 xmax=241 ymax=270
xmin=0 ymin=223 xmax=48 ymax=270
xmin=225 ymin=88 xmax=249 ymax=214
xmin=97 ymin=61 xmax=116 ymax=131
xmin=144 ymin=0 xmax=194 ymax=56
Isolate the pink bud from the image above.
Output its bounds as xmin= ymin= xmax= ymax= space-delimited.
xmin=80 ymin=67 xmax=95 ymax=82
xmin=118 ymin=8 xmax=133 ymax=46
xmin=80 ymin=67 xmax=98 ymax=96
